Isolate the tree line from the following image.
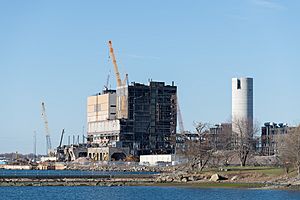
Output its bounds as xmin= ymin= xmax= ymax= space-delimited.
xmin=177 ymin=119 xmax=300 ymax=176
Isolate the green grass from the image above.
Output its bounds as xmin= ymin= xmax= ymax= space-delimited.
xmin=187 ymin=182 xmax=266 ymax=188
xmin=200 ymin=166 xmax=285 ymax=177
xmin=138 ymin=182 xmax=267 ymax=189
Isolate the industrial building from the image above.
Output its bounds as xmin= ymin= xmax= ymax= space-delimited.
xmin=261 ymin=122 xmax=295 ymax=156
xmin=87 ymin=146 xmax=129 ymax=161
xmin=87 ymin=89 xmax=118 ymax=146
xmin=87 ymin=81 xmax=177 ymax=157
xmin=232 ymin=77 xmax=253 ymax=135
xmin=51 ymin=41 xmax=177 ymax=162
xmin=85 ymin=41 xmax=177 ymax=159
xmin=139 ymin=154 xmax=176 ymax=166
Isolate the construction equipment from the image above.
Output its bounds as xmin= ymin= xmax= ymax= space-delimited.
xmin=41 ymin=102 xmax=52 ymax=155
xmin=104 ymin=70 xmax=111 ymax=90
xmin=108 ymin=41 xmax=128 ymax=86
xmin=123 ymin=73 xmax=129 ymax=86
xmin=58 ymin=129 xmax=65 ymax=148
xmin=108 ymin=41 xmax=128 ymax=118
xmin=56 ymin=129 xmax=65 ymax=162
xmin=108 ymin=40 xmax=122 ymax=87
xmin=177 ymin=95 xmax=185 ymax=134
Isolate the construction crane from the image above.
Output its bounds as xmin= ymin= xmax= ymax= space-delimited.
xmin=108 ymin=40 xmax=122 ymax=87
xmin=108 ymin=40 xmax=128 ymax=118
xmin=58 ymin=129 xmax=65 ymax=148
xmin=41 ymin=102 xmax=52 ymax=155
xmin=108 ymin=41 xmax=128 ymax=86
xmin=56 ymin=129 xmax=65 ymax=162
xmin=104 ymin=70 xmax=111 ymax=90
xmin=177 ymin=95 xmax=185 ymax=134
xmin=123 ymin=73 xmax=129 ymax=86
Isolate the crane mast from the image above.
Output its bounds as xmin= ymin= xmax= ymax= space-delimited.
xmin=104 ymin=70 xmax=111 ymax=90
xmin=177 ymin=95 xmax=185 ymax=134
xmin=41 ymin=102 xmax=52 ymax=155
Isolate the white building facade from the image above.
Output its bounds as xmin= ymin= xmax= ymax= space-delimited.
xmin=87 ymin=90 xmax=120 ymax=145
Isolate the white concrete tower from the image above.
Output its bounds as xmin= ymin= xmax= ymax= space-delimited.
xmin=232 ymin=77 xmax=253 ymax=134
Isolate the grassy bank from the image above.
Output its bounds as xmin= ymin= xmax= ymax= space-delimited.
xmin=132 ymin=182 xmax=267 ymax=189
xmin=202 ymin=166 xmax=285 ymax=175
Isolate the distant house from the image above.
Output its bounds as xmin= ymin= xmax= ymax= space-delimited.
xmin=0 ymin=157 xmax=7 ymax=165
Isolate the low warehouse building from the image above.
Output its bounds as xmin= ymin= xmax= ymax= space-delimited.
xmin=140 ymin=154 xmax=175 ymax=166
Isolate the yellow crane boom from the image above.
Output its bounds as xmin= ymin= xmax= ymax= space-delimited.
xmin=107 ymin=41 xmax=129 ymax=119
xmin=108 ymin=40 xmax=122 ymax=87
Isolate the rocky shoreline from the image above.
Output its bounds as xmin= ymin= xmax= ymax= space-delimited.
xmin=1 ymin=171 xmax=300 ymax=190
xmin=0 ymin=173 xmax=157 ymax=187
xmin=0 ymin=177 xmax=153 ymax=187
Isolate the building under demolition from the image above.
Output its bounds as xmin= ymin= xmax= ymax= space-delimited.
xmin=261 ymin=122 xmax=295 ymax=156
xmin=87 ymin=81 xmax=177 ymax=157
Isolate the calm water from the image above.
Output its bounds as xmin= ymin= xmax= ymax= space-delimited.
xmin=0 ymin=186 xmax=300 ymax=200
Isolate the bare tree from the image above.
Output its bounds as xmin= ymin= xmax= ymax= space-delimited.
xmin=278 ymin=125 xmax=300 ymax=176
xmin=211 ymin=150 xmax=235 ymax=167
xmin=205 ymin=123 xmax=234 ymax=167
xmin=180 ymin=122 xmax=214 ymax=171
xmin=232 ymin=118 xmax=259 ymax=167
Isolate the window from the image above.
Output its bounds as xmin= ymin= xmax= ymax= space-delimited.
xmin=237 ymin=79 xmax=241 ymax=89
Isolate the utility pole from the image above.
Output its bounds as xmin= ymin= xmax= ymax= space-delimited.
xmin=33 ymin=131 xmax=37 ymax=162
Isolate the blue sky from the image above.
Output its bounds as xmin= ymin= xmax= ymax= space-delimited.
xmin=0 ymin=0 xmax=299 ymax=154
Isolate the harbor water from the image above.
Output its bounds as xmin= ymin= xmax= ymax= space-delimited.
xmin=1 ymin=186 xmax=300 ymax=200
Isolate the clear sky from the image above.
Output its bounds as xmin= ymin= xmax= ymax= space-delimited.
xmin=0 ymin=0 xmax=299 ymax=154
